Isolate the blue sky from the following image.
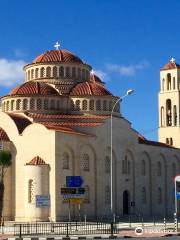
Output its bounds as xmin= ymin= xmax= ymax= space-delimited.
xmin=0 ymin=0 xmax=180 ymax=140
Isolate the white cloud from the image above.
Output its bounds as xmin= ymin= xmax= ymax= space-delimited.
xmin=106 ymin=61 xmax=149 ymax=76
xmin=0 ymin=58 xmax=26 ymax=87
xmin=93 ymin=69 xmax=108 ymax=81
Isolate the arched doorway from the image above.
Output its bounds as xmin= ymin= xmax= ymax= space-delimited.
xmin=123 ymin=190 xmax=130 ymax=215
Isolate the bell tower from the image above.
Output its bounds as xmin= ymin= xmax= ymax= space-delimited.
xmin=158 ymin=58 xmax=180 ymax=148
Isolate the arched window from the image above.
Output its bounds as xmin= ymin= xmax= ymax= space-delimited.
xmin=84 ymin=185 xmax=90 ymax=203
xmin=28 ymin=70 xmax=30 ymax=80
xmin=161 ymin=107 xmax=165 ymax=126
xmin=76 ymin=100 xmax=80 ymax=111
xmin=23 ymin=99 xmax=28 ymax=110
xmin=96 ymin=100 xmax=101 ymax=110
xmin=62 ymin=152 xmax=69 ymax=169
xmin=174 ymin=105 xmax=177 ymax=126
xmin=166 ymin=99 xmax=172 ymax=126
xmin=82 ymin=69 xmax=86 ymax=80
xmin=172 ymin=163 xmax=176 ymax=177
xmin=167 ymin=73 xmax=171 ymax=90
xmin=37 ymin=99 xmax=42 ymax=110
xmin=59 ymin=67 xmax=64 ymax=78
xmin=28 ymin=179 xmax=34 ymax=203
xmin=105 ymin=156 xmax=110 ymax=173
xmin=31 ymin=69 xmax=34 ymax=79
xmin=89 ymin=100 xmax=94 ymax=110
xmin=44 ymin=99 xmax=48 ymax=110
xmin=141 ymin=160 xmax=146 ymax=176
xmin=70 ymin=100 xmax=75 ymax=111
xmin=157 ymin=187 xmax=162 ymax=204
xmin=16 ymin=99 xmax=21 ymax=110
xmin=46 ymin=67 xmax=51 ymax=78
xmin=66 ymin=67 xmax=70 ymax=78
xmin=78 ymin=68 xmax=81 ymax=79
xmin=40 ymin=67 xmax=45 ymax=78
xmin=105 ymin=186 xmax=110 ymax=205
xmin=11 ymin=100 xmax=14 ymax=111
xmin=82 ymin=100 xmax=88 ymax=110
xmin=53 ymin=66 xmax=57 ymax=78
xmin=173 ymin=77 xmax=176 ymax=89
xmin=166 ymin=138 xmax=169 ymax=144
xmin=6 ymin=101 xmax=9 ymax=111
xmin=142 ymin=187 xmax=147 ymax=204
xmin=103 ymin=100 xmax=107 ymax=111
xmin=30 ymin=98 xmax=35 ymax=110
xmin=72 ymin=67 xmax=76 ymax=78
xmin=51 ymin=99 xmax=55 ymax=109
xmin=157 ymin=161 xmax=162 ymax=176
xmin=80 ymin=153 xmax=90 ymax=171
xmin=170 ymin=137 xmax=173 ymax=146
xmin=35 ymin=68 xmax=39 ymax=78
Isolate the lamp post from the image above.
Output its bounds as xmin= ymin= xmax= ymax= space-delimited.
xmin=110 ymin=89 xmax=134 ymax=221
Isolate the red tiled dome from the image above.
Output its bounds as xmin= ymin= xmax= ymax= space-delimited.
xmin=9 ymin=81 xmax=59 ymax=96
xmin=0 ymin=128 xmax=10 ymax=141
xmin=26 ymin=156 xmax=47 ymax=165
xmin=33 ymin=49 xmax=83 ymax=64
xmin=70 ymin=81 xmax=112 ymax=96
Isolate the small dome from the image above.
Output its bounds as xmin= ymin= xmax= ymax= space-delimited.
xmin=90 ymin=73 xmax=104 ymax=84
xmin=0 ymin=128 xmax=10 ymax=141
xmin=33 ymin=49 xmax=83 ymax=64
xmin=70 ymin=81 xmax=112 ymax=96
xmin=26 ymin=156 xmax=47 ymax=165
xmin=9 ymin=81 xmax=59 ymax=96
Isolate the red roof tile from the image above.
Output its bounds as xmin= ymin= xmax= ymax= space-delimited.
xmin=26 ymin=156 xmax=47 ymax=165
xmin=38 ymin=121 xmax=103 ymax=127
xmin=9 ymin=81 xmax=59 ymax=96
xmin=33 ymin=49 xmax=83 ymax=64
xmin=7 ymin=113 xmax=32 ymax=134
xmin=138 ymin=135 xmax=178 ymax=149
xmin=161 ymin=61 xmax=180 ymax=70
xmin=70 ymin=81 xmax=112 ymax=96
xmin=0 ymin=128 xmax=10 ymax=141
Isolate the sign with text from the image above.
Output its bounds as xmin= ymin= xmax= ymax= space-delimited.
xmin=66 ymin=176 xmax=83 ymax=188
xmin=36 ymin=195 xmax=50 ymax=208
xmin=61 ymin=188 xmax=85 ymax=195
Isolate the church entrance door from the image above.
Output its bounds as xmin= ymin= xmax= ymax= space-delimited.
xmin=123 ymin=190 xmax=130 ymax=215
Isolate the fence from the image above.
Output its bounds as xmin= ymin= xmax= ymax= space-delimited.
xmin=13 ymin=222 xmax=118 ymax=238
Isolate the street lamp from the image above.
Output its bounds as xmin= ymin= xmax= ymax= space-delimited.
xmin=110 ymin=89 xmax=134 ymax=221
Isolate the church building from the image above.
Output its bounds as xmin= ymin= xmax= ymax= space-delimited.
xmin=0 ymin=44 xmax=180 ymax=222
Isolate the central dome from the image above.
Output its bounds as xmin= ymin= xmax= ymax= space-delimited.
xmin=33 ymin=49 xmax=83 ymax=64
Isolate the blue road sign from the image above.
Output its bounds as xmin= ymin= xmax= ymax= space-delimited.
xmin=36 ymin=195 xmax=50 ymax=207
xmin=66 ymin=176 xmax=83 ymax=188
xmin=176 ymin=192 xmax=180 ymax=199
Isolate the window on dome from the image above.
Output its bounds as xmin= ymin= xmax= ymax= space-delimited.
xmin=96 ymin=100 xmax=101 ymax=111
xmin=105 ymin=186 xmax=110 ymax=205
xmin=76 ymin=100 xmax=80 ymax=111
xmin=11 ymin=100 xmax=14 ymax=111
xmin=37 ymin=99 xmax=42 ymax=110
xmin=89 ymin=100 xmax=94 ymax=110
xmin=66 ymin=67 xmax=70 ymax=78
xmin=44 ymin=99 xmax=48 ymax=110
xmin=78 ymin=68 xmax=81 ymax=79
xmin=6 ymin=101 xmax=9 ymax=111
xmin=31 ymin=69 xmax=34 ymax=79
xmin=72 ymin=67 xmax=76 ymax=78
xmin=82 ymin=69 xmax=86 ymax=80
xmin=80 ymin=153 xmax=90 ymax=171
xmin=28 ymin=71 xmax=30 ymax=80
xmin=23 ymin=99 xmax=28 ymax=110
xmin=40 ymin=67 xmax=45 ymax=78
xmin=82 ymin=100 xmax=88 ymax=110
xmin=35 ymin=68 xmax=39 ymax=79
xmin=103 ymin=100 xmax=107 ymax=111
xmin=53 ymin=66 xmax=58 ymax=78
xmin=46 ymin=67 xmax=51 ymax=78
xmin=59 ymin=67 xmax=64 ymax=78
xmin=16 ymin=99 xmax=21 ymax=110
xmin=50 ymin=99 xmax=55 ymax=109
xmin=30 ymin=99 xmax=35 ymax=110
